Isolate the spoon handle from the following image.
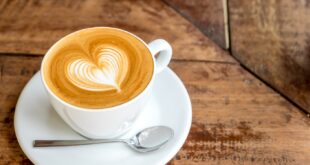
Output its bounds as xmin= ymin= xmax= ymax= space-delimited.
xmin=33 ymin=139 xmax=125 ymax=147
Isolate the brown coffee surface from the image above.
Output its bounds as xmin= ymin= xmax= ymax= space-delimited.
xmin=42 ymin=27 xmax=154 ymax=109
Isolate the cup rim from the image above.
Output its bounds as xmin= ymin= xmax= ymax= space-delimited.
xmin=40 ymin=27 xmax=155 ymax=112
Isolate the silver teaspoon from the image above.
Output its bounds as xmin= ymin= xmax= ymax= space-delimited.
xmin=33 ymin=126 xmax=174 ymax=152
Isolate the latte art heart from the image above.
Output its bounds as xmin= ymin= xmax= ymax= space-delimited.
xmin=67 ymin=47 xmax=128 ymax=92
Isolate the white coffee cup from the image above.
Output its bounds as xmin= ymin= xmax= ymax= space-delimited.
xmin=41 ymin=27 xmax=172 ymax=139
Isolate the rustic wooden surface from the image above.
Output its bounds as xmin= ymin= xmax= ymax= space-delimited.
xmin=163 ymin=0 xmax=228 ymax=49
xmin=0 ymin=0 xmax=234 ymax=63
xmin=1 ymin=0 xmax=310 ymax=164
xmin=229 ymin=0 xmax=310 ymax=113
xmin=1 ymin=55 xmax=310 ymax=164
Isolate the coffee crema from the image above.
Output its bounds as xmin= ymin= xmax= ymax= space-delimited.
xmin=43 ymin=28 xmax=154 ymax=109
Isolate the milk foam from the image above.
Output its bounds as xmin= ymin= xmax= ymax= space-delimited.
xmin=67 ymin=47 xmax=128 ymax=92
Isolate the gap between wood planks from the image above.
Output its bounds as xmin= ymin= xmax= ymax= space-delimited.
xmin=239 ymin=62 xmax=310 ymax=116
xmin=0 ymin=52 xmax=43 ymax=57
xmin=0 ymin=52 xmax=239 ymax=65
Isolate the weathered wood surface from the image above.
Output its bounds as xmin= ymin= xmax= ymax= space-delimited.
xmin=163 ymin=0 xmax=228 ymax=49
xmin=170 ymin=61 xmax=310 ymax=164
xmin=229 ymin=0 xmax=310 ymax=113
xmin=0 ymin=55 xmax=42 ymax=165
xmin=1 ymin=54 xmax=310 ymax=164
xmin=0 ymin=0 xmax=235 ymax=63
xmin=0 ymin=0 xmax=310 ymax=164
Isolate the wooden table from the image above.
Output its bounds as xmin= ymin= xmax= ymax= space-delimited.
xmin=0 ymin=0 xmax=309 ymax=164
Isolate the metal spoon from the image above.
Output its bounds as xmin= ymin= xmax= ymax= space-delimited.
xmin=33 ymin=126 xmax=174 ymax=152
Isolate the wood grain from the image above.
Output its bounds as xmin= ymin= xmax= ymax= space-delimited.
xmin=229 ymin=0 xmax=310 ymax=113
xmin=0 ymin=55 xmax=41 ymax=165
xmin=169 ymin=61 xmax=310 ymax=164
xmin=1 ymin=54 xmax=309 ymax=164
xmin=0 ymin=0 xmax=235 ymax=63
xmin=1 ymin=0 xmax=310 ymax=164
xmin=163 ymin=0 xmax=228 ymax=49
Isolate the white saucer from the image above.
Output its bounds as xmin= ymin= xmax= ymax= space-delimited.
xmin=14 ymin=68 xmax=192 ymax=165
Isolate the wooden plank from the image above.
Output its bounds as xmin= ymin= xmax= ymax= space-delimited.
xmin=229 ymin=0 xmax=310 ymax=113
xmin=163 ymin=0 xmax=229 ymax=49
xmin=0 ymin=0 xmax=235 ymax=63
xmin=1 ymin=54 xmax=309 ymax=164
xmin=169 ymin=61 xmax=310 ymax=164
xmin=0 ymin=55 xmax=41 ymax=165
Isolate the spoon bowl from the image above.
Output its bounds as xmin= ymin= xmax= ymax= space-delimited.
xmin=126 ymin=126 xmax=174 ymax=152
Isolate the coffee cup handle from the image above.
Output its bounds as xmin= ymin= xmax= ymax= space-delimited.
xmin=148 ymin=39 xmax=172 ymax=74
